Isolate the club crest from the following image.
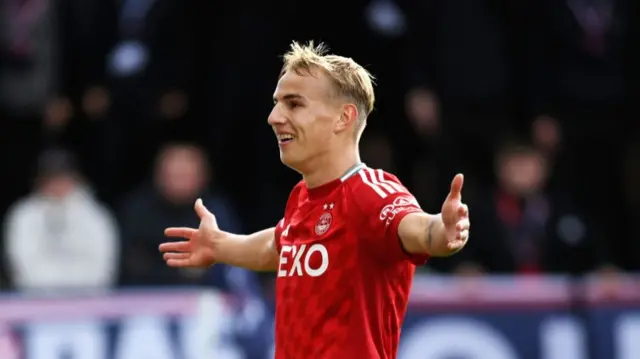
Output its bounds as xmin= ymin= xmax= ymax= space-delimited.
xmin=315 ymin=212 xmax=333 ymax=236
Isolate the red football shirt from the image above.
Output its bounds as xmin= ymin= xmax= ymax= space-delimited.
xmin=273 ymin=164 xmax=428 ymax=359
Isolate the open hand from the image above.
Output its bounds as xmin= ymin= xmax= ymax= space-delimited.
xmin=159 ymin=199 xmax=221 ymax=268
xmin=441 ymin=174 xmax=470 ymax=251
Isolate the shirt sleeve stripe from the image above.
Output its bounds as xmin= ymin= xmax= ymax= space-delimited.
xmin=375 ymin=169 xmax=407 ymax=193
xmin=359 ymin=168 xmax=389 ymax=198
xmin=368 ymin=168 xmax=398 ymax=194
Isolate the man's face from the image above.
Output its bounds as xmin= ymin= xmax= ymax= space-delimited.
xmin=268 ymin=69 xmax=342 ymax=171
xmin=498 ymin=152 xmax=547 ymax=196
xmin=39 ymin=174 xmax=76 ymax=200
xmin=156 ymin=147 xmax=207 ymax=204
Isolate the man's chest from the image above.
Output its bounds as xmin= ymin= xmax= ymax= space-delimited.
xmin=277 ymin=199 xmax=356 ymax=279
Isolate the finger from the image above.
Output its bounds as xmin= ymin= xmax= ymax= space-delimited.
xmin=448 ymin=174 xmax=464 ymax=200
xmin=457 ymin=204 xmax=469 ymax=217
xmin=456 ymin=218 xmax=471 ymax=231
xmin=194 ymin=198 xmax=218 ymax=227
xmin=164 ymin=227 xmax=197 ymax=239
xmin=194 ymin=198 xmax=209 ymax=219
xmin=456 ymin=230 xmax=470 ymax=241
xmin=163 ymin=252 xmax=190 ymax=261
xmin=166 ymin=258 xmax=192 ymax=267
xmin=159 ymin=241 xmax=190 ymax=253
xmin=447 ymin=240 xmax=466 ymax=250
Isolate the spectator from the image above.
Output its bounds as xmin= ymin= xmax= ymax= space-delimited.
xmin=118 ymin=142 xmax=272 ymax=358
xmin=0 ymin=0 xmax=60 ymax=118
xmin=456 ymin=139 xmax=614 ymax=275
xmin=3 ymin=148 xmax=119 ymax=292
xmin=527 ymin=0 xmax=633 ymax=254
xmin=118 ymin=142 xmax=244 ymax=287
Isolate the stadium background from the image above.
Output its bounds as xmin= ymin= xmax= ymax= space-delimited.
xmin=0 ymin=0 xmax=638 ymax=358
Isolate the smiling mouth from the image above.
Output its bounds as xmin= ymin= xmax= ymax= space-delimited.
xmin=277 ymin=134 xmax=295 ymax=145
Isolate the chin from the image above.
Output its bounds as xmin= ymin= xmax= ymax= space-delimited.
xmin=279 ymin=152 xmax=296 ymax=167
xmin=279 ymin=152 xmax=305 ymax=172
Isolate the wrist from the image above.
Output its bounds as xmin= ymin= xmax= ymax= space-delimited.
xmin=211 ymin=231 xmax=236 ymax=265
xmin=427 ymin=213 xmax=457 ymax=257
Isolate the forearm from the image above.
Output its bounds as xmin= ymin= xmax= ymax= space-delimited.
xmin=399 ymin=213 xmax=461 ymax=257
xmin=218 ymin=228 xmax=279 ymax=271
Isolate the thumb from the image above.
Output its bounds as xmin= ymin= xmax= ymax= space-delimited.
xmin=448 ymin=173 xmax=464 ymax=200
xmin=194 ymin=198 xmax=218 ymax=227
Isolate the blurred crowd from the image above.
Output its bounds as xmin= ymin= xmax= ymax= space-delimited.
xmin=0 ymin=0 xmax=638 ymax=297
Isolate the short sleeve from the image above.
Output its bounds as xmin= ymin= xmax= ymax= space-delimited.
xmin=274 ymin=218 xmax=285 ymax=253
xmin=275 ymin=181 xmax=305 ymax=253
xmin=351 ymin=168 xmax=429 ymax=265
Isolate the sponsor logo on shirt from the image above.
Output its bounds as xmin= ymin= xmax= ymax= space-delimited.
xmin=278 ymin=244 xmax=329 ymax=277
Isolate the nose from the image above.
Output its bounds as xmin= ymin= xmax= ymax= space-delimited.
xmin=268 ymin=106 xmax=286 ymax=126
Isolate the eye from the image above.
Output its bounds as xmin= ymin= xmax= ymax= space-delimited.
xmin=288 ymin=102 xmax=301 ymax=109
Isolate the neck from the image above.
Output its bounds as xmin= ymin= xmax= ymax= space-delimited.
xmin=302 ymin=147 xmax=360 ymax=189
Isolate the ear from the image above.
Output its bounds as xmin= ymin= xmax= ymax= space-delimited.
xmin=335 ymin=103 xmax=359 ymax=133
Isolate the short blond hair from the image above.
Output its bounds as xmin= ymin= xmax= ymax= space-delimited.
xmin=281 ymin=41 xmax=375 ymax=132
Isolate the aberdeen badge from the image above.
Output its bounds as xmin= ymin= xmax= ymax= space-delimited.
xmin=315 ymin=212 xmax=333 ymax=236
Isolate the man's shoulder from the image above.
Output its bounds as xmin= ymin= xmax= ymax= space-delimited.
xmin=346 ymin=167 xmax=410 ymax=204
xmin=339 ymin=167 xmax=420 ymax=227
xmin=6 ymin=195 xmax=40 ymax=221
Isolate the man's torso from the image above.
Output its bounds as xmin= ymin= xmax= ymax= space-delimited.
xmin=273 ymin=166 xmax=426 ymax=359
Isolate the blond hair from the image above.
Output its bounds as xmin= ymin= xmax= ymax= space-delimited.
xmin=281 ymin=41 xmax=375 ymax=134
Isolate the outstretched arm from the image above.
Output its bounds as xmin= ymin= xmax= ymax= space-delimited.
xmin=398 ymin=174 xmax=470 ymax=257
xmin=219 ymin=228 xmax=279 ymax=271
xmin=160 ymin=199 xmax=280 ymax=272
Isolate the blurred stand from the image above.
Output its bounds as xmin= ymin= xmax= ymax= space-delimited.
xmin=0 ymin=0 xmax=638 ymax=358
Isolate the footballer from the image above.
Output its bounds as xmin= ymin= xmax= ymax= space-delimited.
xmin=160 ymin=41 xmax=470 ymax=359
